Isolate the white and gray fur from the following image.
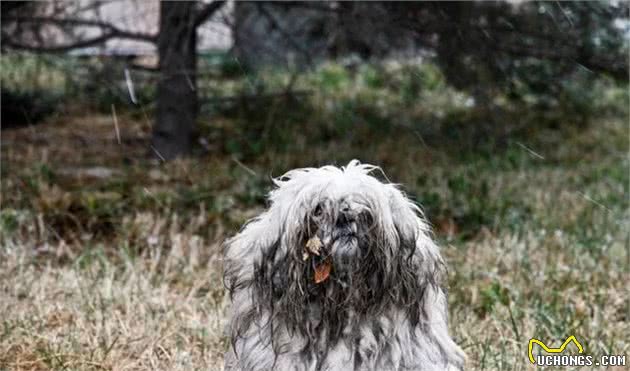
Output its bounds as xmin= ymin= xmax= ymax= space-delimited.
xmin=224 ymin=160 xmax=465 ymax=371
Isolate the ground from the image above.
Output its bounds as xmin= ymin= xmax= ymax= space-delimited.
xmin=1 ymin=109 xmax=628 ymax=370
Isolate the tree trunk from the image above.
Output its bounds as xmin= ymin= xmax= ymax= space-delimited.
xmin=152 ymin=1 xmax=197 ymax=160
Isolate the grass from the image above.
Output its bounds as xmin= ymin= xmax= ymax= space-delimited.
xmin=0 ymin=243 xmax=226 ymax=370
xmin=1 ymin=61 xmax=629 ymax=370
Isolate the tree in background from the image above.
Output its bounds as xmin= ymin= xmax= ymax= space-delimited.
xmin=153 ymin=1 xmax=223 ymax=160
xmin=423 ymin=2 xmax=628 ymax=109
xmin=3 ymin=1 xmax=628 ymax=158
xmin=1 ymin=0 xmax=225 ymax=160
xmin=234 ymin=1 xmax=628 ymax=112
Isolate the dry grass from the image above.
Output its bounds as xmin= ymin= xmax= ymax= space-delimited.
xmin=1 ymin=109 xmax=628 ymax=370
xmin=0 ymin=236 xmax=226 ymax=371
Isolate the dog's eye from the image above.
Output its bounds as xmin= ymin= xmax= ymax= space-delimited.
xmin=313 ymin=204 xmax=323 ymax=217
xmin=359 ymin=211 xmax=375 ymax=228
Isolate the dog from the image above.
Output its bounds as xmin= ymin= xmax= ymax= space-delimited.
xmin=224 ymin=160 xmax=465 ymax=370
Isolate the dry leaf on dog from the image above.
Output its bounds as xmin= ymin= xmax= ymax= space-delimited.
xmin=305 ymin=236 xmax=322 ymax=256
xmin=314 ymin=259 xmax=332 ymax=283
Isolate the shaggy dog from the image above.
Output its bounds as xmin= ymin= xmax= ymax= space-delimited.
xmin=224 ymin=160 xmax=465 ymax=370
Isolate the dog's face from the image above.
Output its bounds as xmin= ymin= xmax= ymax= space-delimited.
xmin=271 ymin=163 xmax=404 ymax=288
xmin=305 ymin=194 xmax=374 ymax=276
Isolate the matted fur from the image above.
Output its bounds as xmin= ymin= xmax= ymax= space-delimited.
xmin=224 ymin=160 xmax=465 ymax=370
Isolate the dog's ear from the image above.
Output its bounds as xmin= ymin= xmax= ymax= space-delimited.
xmin=386 ymin=184 xmax=446 ymax=284
xmin=223 ymin=210 xmax=283 ymax=293
xmin=223 ymin=210 xmax=287 ymax=366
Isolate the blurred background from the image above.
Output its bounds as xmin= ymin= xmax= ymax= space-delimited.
xmin=1 ymin=1 xmax=629 ymax=370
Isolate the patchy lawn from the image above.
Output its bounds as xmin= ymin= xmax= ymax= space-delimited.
xmin=1 ymin=109 xmax=628 ymax=370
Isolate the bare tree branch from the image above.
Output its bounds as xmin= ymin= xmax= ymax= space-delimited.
xmin=3 ymin=33 xmax=116 ymax=52
xmin=3 ymin=16 xmax=157 ymax=42
xmin=194 ymin=1 xmax=226 ymax=28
